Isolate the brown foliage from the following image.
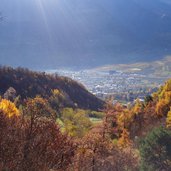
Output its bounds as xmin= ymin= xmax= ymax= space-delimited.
xmin=0 ymin=110 xmax=75 ymax=171
xmin=103 ymin=99 xmax=162 ymax=142
xmin=24 ymin=96 xmax=56 ymax=119
xmin=103 ymin=102 xmax=125 ymax=139
xmin=71 ymin=132 xmax=139 ymax=171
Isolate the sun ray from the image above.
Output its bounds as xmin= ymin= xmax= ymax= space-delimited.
xmin=35 ymin=0 xmax=52 ymax=43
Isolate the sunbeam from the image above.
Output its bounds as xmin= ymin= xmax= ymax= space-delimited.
xmin=35 ymin=0 xmax=53 ymax=43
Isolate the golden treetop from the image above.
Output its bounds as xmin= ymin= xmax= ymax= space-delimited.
xmin=166 ymin=108 xmax=171 ymax=128
xmin=0 ymin=99 xmax=20 ymax=117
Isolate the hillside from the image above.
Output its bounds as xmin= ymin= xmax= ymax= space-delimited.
xmin=0 ymin=73 xmax=171 ymax=170
xmin=0 ymin=66 xmax=104 ymax=110
xmin=94 ymin=56 xmax=171 ymax=78
xmin=0 ymin=0 xmax=171 ymax=69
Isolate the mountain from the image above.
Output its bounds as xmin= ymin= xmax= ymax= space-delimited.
xmin=94 ymin=56 xmax=171 ymax=78
xmin=0 ymin=0 xmax=171 ymax=69
xmin=0 ymin=66 xmax=104 ymax=110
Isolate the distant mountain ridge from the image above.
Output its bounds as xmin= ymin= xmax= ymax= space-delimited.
xmin=0 ymin=0 xmax=171 ymax=69
xmin=94 ymin=56 xmax=171 ymax=78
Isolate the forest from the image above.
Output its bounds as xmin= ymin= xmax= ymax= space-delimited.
xmin=0 ymin=66 xmax=171 ymax=171
xmin=0 ymin=66 xmax=104 ymax=110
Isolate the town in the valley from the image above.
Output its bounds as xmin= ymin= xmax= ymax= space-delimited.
xmin=49 ymin=69 xmax=166 ymax=103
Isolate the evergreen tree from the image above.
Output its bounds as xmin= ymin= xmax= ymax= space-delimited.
xmin=139 ymin=127 xmax=171 ymax=171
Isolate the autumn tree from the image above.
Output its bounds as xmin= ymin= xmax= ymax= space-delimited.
xmin=61 ymin=108 xmax=92 ymax=137
xmin=156 ymin=99 xmax=170 ymax=117
xmin=0 ymin=98 xmax=75 ymax=171
xmin=155 ymin=79 xmax=171 ymax=117
xmin=126 ymin=99 xmax=146 ymax=138
xmin=166 ymin=108 xmax=171 ymax=128
xmin=118 ymin=128 xmax=132 ymax=148
xmin=104 ymin=100 xmax=145 ymax=140
xmin=24 ymin=96 xmax=56 ymax=119
xmin=0 ymin=110 xmax=23 ymax=171
xmin=0 ymin=99 xmax=20 ymax=117
xmin=103 ymin=102 xmax=125 ymax=139
xmin=73 ymin=132 xmax=139 ymax=171
xmin=48 ymin=89 xmax=73 ymax=117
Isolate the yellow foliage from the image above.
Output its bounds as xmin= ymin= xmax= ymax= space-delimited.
xmin=164 ymin=79 xmax=171 ymax=92
xmin=155 ymin=79 xmax=171 ymax=117
xmin=164 ymin=91 xmax=171 ymax=103
xmin=117 ymin=109 xmax=131 ymax=130
xmin=158 ymin=79 xmax=171 ymax=99
xmin=52 ymin=89 xmax=65 ymax=98
xmin=53 ymin=89 xmax=61 ymax=96
xmin=0 ymin=99 xmax=20 ymax=117
xmin=156 ymin=99 xmax=170 ymax=117
xmin=118 ymin=129 xmax=131 ymax=148
xmin=61 ymin=108 xmax=92 ymax=137
xmin=166 ymin=108 xmax=171 ymax=128
xmin=132 ymin=99 xmax=143 ymax=114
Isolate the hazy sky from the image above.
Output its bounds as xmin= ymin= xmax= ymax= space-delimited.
xmin=0 ymin=0 xmax=171 ymax=69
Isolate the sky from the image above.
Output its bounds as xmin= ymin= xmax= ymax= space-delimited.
xmin=0 ymin=0 xmax=171 ymax=69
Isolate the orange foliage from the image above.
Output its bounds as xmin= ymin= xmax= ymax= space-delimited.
xmin=118 ymin=129 xmax=132 ymax=148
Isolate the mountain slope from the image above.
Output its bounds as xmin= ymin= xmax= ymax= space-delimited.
xmin=94 ymin=56 xmax=171 ymax=78
xmin=0 ymin=0 xmax=171 ymax=69
xmin=0 ymin=66 xmax=104 ymax=110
